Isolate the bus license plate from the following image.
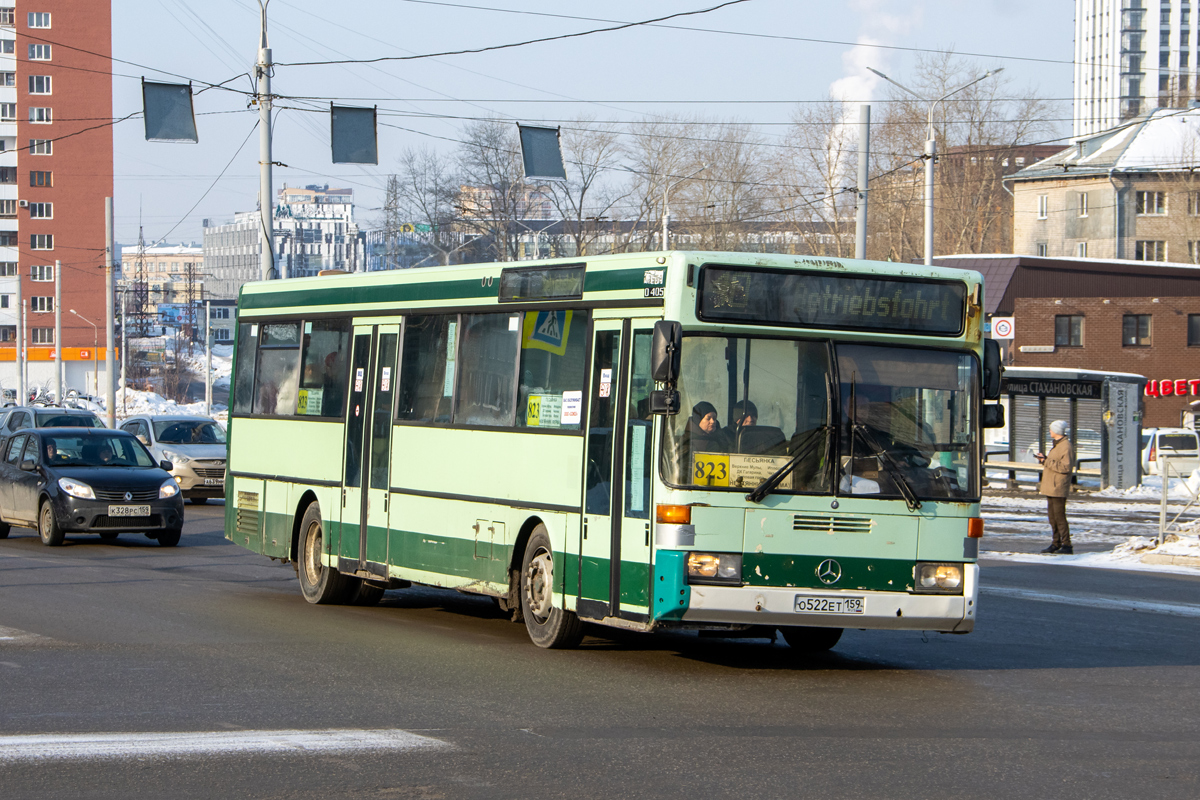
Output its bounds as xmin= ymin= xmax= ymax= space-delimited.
xmin=794 ymin=595 xmax=865 ymax=615
xmin=108 ymin=505 xmax=150 ymax=517
xmin=203 ymin=478 xmax=224 ymax=486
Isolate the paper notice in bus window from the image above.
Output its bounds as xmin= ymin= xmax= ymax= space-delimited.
xmin=526 ymin=394 xmax=563 ymax=428
xmin=560 ymin=391 xmax=582 ymax=426
xmin=601 ymin=369 xmax=612 ymax=384
xmin=442 ymin=360 xmax=455 ymax=397
xmin=508 ymin=315 xmax=520 ymax=332
xmin=446 ymin=321 xmax=457 ymax=354
xmin=354 ymin=367 xmax=364 ymax=393
xmin=297 ymin=387 xmax=323 ymax=416
xmin=380 ymin=367 xmax=391 ymax=393
xmin=630 ymin=425 xmax=646 ymax=512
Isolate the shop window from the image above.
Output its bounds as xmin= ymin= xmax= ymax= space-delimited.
xmin=1055 ymin=315 xmax=1083 ymax=347
xmin=1122 ymin=314 xmax=1151 ymax=346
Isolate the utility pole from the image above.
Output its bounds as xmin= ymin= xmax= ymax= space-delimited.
xmin=855 ymin=104 xmax=870 ymax=260
xmin=204 ymin=300 xmax=212 ymax=417
xmin=105 ymin=197 xmax=116 ymax=427
xmin=14 ymin=274 xmax=22 ymax=405
xmin=54 ymin=259 xmax=61 ymax=403
xmin=120 ymin=290 xmax=127 ymax=416
xmin=257 ymin=0 xmax=275 ymax=281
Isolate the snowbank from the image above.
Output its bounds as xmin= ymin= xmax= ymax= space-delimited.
xmin=1095 ymin=470 xmax=1200 ymax=501
xmin=986 ymin=533 xmax=1200 ymax=575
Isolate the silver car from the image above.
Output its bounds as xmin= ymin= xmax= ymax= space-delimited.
xmin=118 ymin=415 xmax=227 ymax=503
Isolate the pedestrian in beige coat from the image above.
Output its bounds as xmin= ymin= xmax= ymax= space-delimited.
xmin=1035 ymin=419 xmax=1074 ymax=554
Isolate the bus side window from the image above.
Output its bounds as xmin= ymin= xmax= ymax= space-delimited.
xmin=233 ymin=322 xmax=258 ymax=414
xmin=516 ymin=309 xmax=588 ymax=431
xmin=253 ymin=322 xmax=302 ymax=416
xmin=397 ymin=315 xmax=456 ymax=424
xmin=455 ymin=313 xmax=520 ymax=427
xmin=297 ymin=319 xmax=351 ymax=417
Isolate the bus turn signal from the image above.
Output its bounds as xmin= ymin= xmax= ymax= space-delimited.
xmin=656 ymin=504 xmax=691 ymax=525
xmin=968 ymin=518 xmax=984 ymax=538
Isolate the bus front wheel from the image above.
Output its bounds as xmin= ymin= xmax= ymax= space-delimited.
xmin=297 ymin=502 xmax=349 ymax=605
xmin=779 ymin=625 xmax=843 ymax=652
xmin=520 ymin=525 xmax=584 ymax=649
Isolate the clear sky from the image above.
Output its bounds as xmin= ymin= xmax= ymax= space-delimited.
xmin=112 ymin=0 xmax=1076 ymax=248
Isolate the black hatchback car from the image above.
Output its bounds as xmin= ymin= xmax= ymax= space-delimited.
xmin=0 ymin=428 xmax=185 ymax=547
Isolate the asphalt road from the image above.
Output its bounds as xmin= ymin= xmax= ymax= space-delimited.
xmin=1 ymin=502 xmax=1198 ymax=799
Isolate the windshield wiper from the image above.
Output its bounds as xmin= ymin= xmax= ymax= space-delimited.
xmin=852 ymin=425 xmax=922 ymax=511
xmin=746 ymin=425 xmax=829 ymax=504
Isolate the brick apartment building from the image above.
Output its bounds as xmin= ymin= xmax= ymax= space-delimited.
xmin=935 ymin=254 xmax=1200 ymax=428
xmin=0 ymin=1 xmax=113 ymax=397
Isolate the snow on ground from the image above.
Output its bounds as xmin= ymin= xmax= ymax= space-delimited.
xmin=113 ymin=388 xmax=218 ymax=420
xmin=984 ymin=533 xmax=1200 ymax=576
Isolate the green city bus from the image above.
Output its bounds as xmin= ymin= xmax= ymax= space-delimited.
xmin=226 ymin=251 xmax=1001 ymax=650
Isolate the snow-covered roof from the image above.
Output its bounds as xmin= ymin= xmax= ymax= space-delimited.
xmin=1012 ymin=107 xmax=1200 ymax=179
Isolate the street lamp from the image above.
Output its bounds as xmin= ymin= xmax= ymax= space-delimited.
xmin=661 ymin=164 xmax=708 ymax=251
xmin=69 ymin=309 xmax=98 ymax=398
xmin=866 ymin=67 xmax=1004 ymax=265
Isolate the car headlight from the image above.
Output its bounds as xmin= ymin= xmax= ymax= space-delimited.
xmin=913 ymin=562 xmax=964 ymax=594
xmin=159 ymin=481 xmax=180 ymax=498
xmin=686 ymin=552 xmax=742 ymax=585
xmin=162 ymin=450 xmax=190 ymax=466
xmin=58 ymin=477 xmax=95 ymax=500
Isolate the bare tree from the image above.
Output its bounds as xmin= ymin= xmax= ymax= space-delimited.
xmin=456 ymin=119 xmax=530 ymax=262
xmin=548 ymin=117 xmax=628 ymax=257
xmin=676 ymin=120 xmax=768 ymax=251
xmin=773 ymin=98 xmax=860 ymax=257
xmin=867 ymin=52 xmax=1057 ymax=261
xmin=387 ymin=146 xmax=463 ymax=267
xmin=617 ymin=117 xmax=697 ymax=252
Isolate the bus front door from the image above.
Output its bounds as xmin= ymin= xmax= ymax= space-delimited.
xmin=579 ymin=320 xmax=654 ymax=622
xmin=340 ymin=324 xmax=400 ymax=577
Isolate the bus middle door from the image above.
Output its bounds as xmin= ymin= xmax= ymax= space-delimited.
xmin=580 ymin=319 xmax=654 ymax=623
xmin=340 ymin=324 xmax=399 ymax=578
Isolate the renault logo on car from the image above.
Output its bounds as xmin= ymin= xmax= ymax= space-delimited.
xmin=816 ymin=559 xmax=842 ymax=584
xmin=124 ymin=492 xmax=132 ymax=502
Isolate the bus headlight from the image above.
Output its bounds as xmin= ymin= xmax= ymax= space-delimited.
xmin=686 ymin=552 xmax=742 ymax=585
xmin=913 ymin=563 xmax=963 ymax=594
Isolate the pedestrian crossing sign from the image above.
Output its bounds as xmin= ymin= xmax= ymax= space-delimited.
xmin=522 ymin=310 xmax=572 ymax=355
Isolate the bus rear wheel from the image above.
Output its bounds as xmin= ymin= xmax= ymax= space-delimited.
xmin=297 ymin=502 xmax=349 ymax=604
xmin=520 ymin=525 xmax=583 ymax=649
xmin=779 ymin=625 xmax=843 ymax=653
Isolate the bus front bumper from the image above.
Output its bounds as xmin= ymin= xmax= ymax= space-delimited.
xmin=680 ymin=563 xmax=978 ymax=633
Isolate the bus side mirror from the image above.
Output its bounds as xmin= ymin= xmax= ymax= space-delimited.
xmin=982 ymin=404 xmax=1005 ymax=429
xmin=651 ymin=321 xmax=682 ymax=383
xmin=983 ymin=338 xmax=1002 ymax=400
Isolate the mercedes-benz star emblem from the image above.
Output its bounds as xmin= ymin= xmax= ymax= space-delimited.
xmin=816 ymin=559 xmax=842 ymax=585
xmin=124 ymin=492 xmax=132 ymax=502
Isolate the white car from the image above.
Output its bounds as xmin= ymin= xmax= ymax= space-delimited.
xmin=118 ymin=415 xmax=227 ymax=503
xmin=1140 ymin=427 xmax=1200 ymax=476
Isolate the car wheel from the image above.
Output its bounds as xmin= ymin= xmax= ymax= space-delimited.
xmin=157 ymin=528 xmax=182 ymax=547
xmin=297 ymin=502 xmax=348 ymax=604
xmin=779 ymin=626 xmax=843 ymax=653
xmin=38 ymin=501 xmax=65 ymax=547
xmin=0 ymin=520 xmax=9 ymax=539
xmin=519 ymin=524 xmax=584 ymax=649
xmin=98 ymin=531 xmax=119 ymax=541
xmin=191 ymin=497 xmax=209 ymax=505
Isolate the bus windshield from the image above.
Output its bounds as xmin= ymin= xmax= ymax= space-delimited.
xmin=662 ymin=336 xmax=978 ymax=501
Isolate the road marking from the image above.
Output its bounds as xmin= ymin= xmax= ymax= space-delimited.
xmin=0 ymin=626 xmax=53 ymax=645
xmin=983 ymin=586 xmax=1200 ymax=618
xmin=0 ymin=729 xmax=449 ymax=761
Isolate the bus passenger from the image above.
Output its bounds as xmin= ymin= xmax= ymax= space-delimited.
xmin=684 ymin=401 xmax=725 ymax=457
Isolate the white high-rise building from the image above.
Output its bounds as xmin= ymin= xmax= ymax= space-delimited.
xmin=1075 ymin=0 xmax=1198 ymax=138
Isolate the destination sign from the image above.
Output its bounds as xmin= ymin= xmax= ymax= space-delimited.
xmin=697 ymin=265 xmax=966 ymax=336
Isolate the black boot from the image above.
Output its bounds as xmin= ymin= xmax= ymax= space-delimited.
xmin=1057 ymin=544 xmax=1074 ymax=555
xmin=1040 ymin=544 xmax=1060 ymax=554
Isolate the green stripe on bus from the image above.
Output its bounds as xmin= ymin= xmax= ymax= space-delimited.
xmin=744 ymin=553 xmax=916 ymax=593
xmin=239 ymin=278 xmax=497 ymax=312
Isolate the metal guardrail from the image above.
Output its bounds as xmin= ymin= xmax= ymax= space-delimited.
xmin=1157 ymin=454 xmax=1198 ymax=545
